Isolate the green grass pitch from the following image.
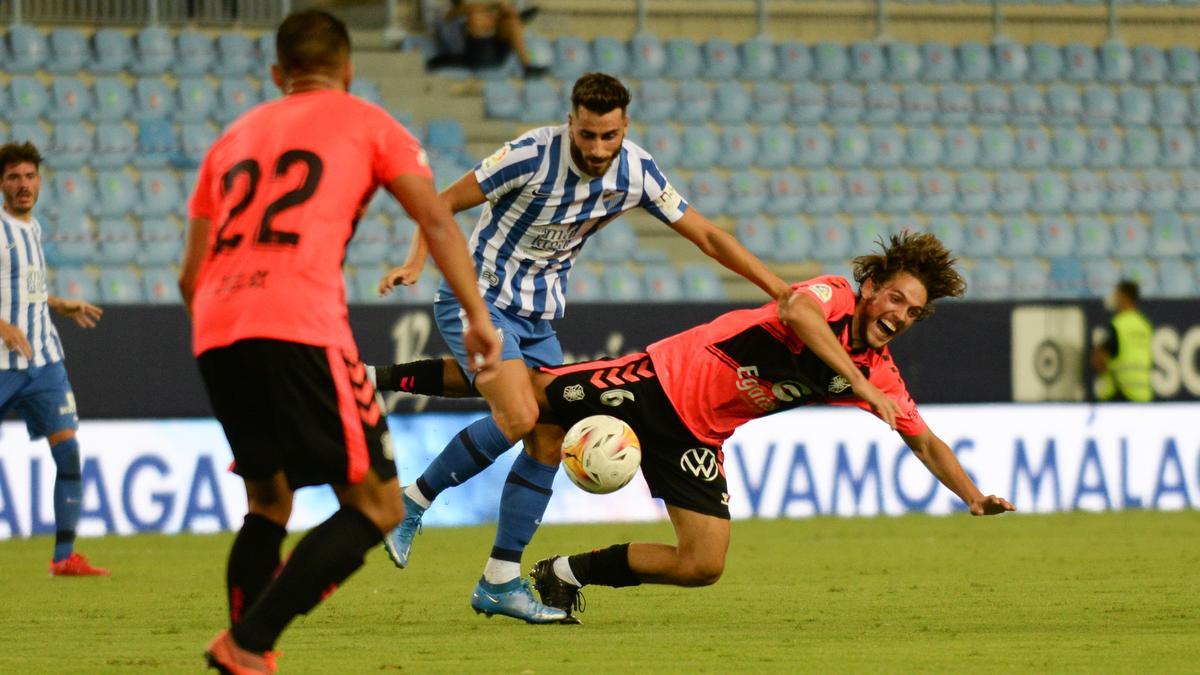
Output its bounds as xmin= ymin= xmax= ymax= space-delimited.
xmin=1 ymin=511 xmax=1198 ymax=673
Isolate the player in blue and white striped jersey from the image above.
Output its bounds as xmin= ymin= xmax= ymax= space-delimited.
xmin=369 ymin=73 xmax=789 ymax=622
xmin=0 ymin=142 xmax=107 ymax=576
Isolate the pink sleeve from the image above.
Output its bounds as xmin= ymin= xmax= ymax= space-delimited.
xmin=873 ymin=362 xmax=928 ymax=436
xmin=374 ymin=118 xmax=433 ymax=184
xmin=792 ymin=275 xmax=857 ymax=322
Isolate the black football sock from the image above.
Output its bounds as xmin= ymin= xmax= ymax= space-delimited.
xmin=226 ymin=513 xmax=288 ymax=625
xmin=231 ymin=507 xmax=382 ymax=652
xmin=373 ymin=358 xmax=445 ymax=395
xmin=567 ymin=543 xmax=641 ymax=588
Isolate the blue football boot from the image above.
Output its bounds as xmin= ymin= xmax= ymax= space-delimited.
xmin=383 ymin=492 xmax=425 ymax=569
xmin=470 ymin=576 xmax=571 ymax=624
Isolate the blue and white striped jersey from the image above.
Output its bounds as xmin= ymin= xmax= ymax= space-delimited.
xmin=0 ymin=210 xmax=64 ymax=369
xmin=452 ymin=124 xmax=689 ymax=320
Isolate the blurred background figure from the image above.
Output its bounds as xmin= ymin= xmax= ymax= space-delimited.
xmin=428 ymin=1 xmax=547 ymax=77
xmin=1091 ymin=280 xmax=1154 ymax=403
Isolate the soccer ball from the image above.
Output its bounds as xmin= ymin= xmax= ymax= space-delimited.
xmin=560 ymin=415 xmax=642 ymax=494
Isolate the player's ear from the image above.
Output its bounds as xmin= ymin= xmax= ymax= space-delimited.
xmin=861 ymin=277 xmax=877 ymax=298
xmin=270 ymin=64 xmax=284 ymax=93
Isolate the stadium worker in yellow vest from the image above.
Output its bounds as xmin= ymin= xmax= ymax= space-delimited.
xmin=1091 ymin=280 xmax=1154 ymax=402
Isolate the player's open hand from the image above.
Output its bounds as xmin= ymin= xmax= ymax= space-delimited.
xmin=0 ymin=322 xmax=33 ymax=359
xmin=378 ymin=264 xmax=424 ymax=296
xmin=853 ymin=379 xmax=902 ymax=431
xmin=969 ymin=494 xmax=1016 ymax=516
xmin=54 ymin=299 xmax=103 ymax=328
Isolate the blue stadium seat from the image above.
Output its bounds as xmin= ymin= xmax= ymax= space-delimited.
xmin=1168 ymin=46 xmax=1199 ymax=84
xmin=735 ymin=217 xmax=775 ymax=258
xmin=628 ymin=33 xmax=666 ymax=79
xmin=813 ymin=42 xmax=848 ymax=82
xmin=177 ymin=78 xmax=216 ymax=123
xmin=702 ymin=38 xmax=739 ymax=81
xmin=1111 ymin=217 xmax=1150 ymax=257
xmin=789 ymin=82 xmax=825 ymax=125
xmin=520 ymin=79 xmax=560 ymax=122
xmin=48 ymin=77 xmax=91 ymax=123
xmin=95 ymin=171 xmax=139 ymax=218
xmin=811 ymin=217 xmax=852 ymax=262
xmin=675 ymin=80 xmax=713 ymax=124
xmin=216 ymin=78 xmax=261 ymax=125
xmin=1149 ymin=211 xmax=1188 ymax=257
xmin=712 ymin=82 xmax=751 ymax=124
xmin=135 ymin=119 xmax=178 ymax=169
xmin=680 ymin=265 xmax=727 ymax=301
xmin=739 ymin=38 xmax=776 ymax=81
xmin=1076 ymin=217 xmax=1113 ymax=258
xmin=132 ymin=26 xmax=174 ymax=76
xmin=900 ymin=83 xmax=936 ymax=125
xmin=1099 ymin=40 xmax=1133 ymax=83
xmin=805 ymin=170 xmax=842 ymax=214
xmin=94 ymin=123 xmax=136 ymax=169
xmin=47 ymin=28 xmax=88 ymax=74
xmin=793 ymin=126 xmax=832 ymax=168
xmin=180 ymin=123 xmax=217 ymax=167
xmin=992 ymin=40 xmax=1028 ymax=82
xmin=1063 ymin=43 xmax=1098 ymax=82
xmin=425 ymin=119 xmax=465 ymax=156
xmin=215 ymin=32 xmax=256 ymax=77
xmin=1027 ymin=42 xmax=1063 ymax=82
xmin=880 ymin=171 xmax=917 ymax=213
xmin=1011 ymin=257 xmax=1051 ymax=299
xmin=957 ymin=42 xmax=991 ymax=82
xmin=665 ymin=38 xmax=702 ymax=80
xmin=1087 ymin=127 xmax=1122 ymax=168
xmin=552 ymin=36 xmax=590 ymax=81
xmin=921 ymin=42 xmax=955 ymax=81
xmin=1010 ymin=84 xmax=1046 ymax=126
xmin=55 ymin=266 xmax=99 ymax=301
xmin=842 ymin=170 xmax=880 ymax=214
xmin=941 ymin=127 xmax=978 ymax=169
xmin=975 ymin=84 xmax=1010 ymax=125
xmin=774 ymin=217 xmax=813 ymax=261
xmin=1048 ymin=256 xmax=1086 ymax=298
xmin=1178 ymin=170 xmax=1200 ymax=212
xmin=749 ymin=82 xmax=788 ymax=124
xmin=349 ymin=78 xmax=383 ymax=106
xmin=718 ymin=125 xmax=756 ymax=169
xmin=1132 ymin=44 xmax=1167 ymax=85
xmin=92 ymin=77 xmax=134 ymax=122
xmin=1185 ymin=214 xmax=1200 ymax=257
xmin=257 ymin=32 xmax=276 ymax=70
xmin=633 ymin=79 xmax=673 ymax=123
xmin=904 ymin=127 xmax=941 ymax=168
xmin=1142 ymin=170 xmax=1176 ymax=211
xmin=1039 ymin=217 xmax=1075 ymax=258
xmin=1080 ymin=84 xmax=1117 ymax=126
xmin=1046 ymin=84 xmax=1082 ymax=124
xmin=642 ymin=265 xmax=683 ymax=301
xmin=7 ymin=123 xmax=49 ymax=154
xmin=47 ymin=124 xmax=93 ymax=170
xmin=1014 ymin=128 xmax=1051 ymax=169
xmin=850 ymin=217 xmax=889 ymax=253
xmin=1119 ymin=259 xmax=1159 ymax=297
xmin=956 ymin=171 xmax=992 ymax=213
xmin=138 ymin=219 xmax=182 ymax=266
xmin=918 ymin=170 xmax=954 ymax=212
xmin=863 ymin=83 xmax=899 ymax=124
xmin=142 ymin=266 xmax=182 ymax=304
xmin=346 ymin=215 xmax=391 ymax=266
xmin=1156 ymin=259 xmax=1197 ymax=298
xmin=1002 ymin=217 xmax=1040 ymax=257
xmin=1124 ymin=128 xmax=1159 ymax=168
xmin=1106 ymin=170 xmax=1141 ymax=213
xmin=137 ymin=170 xmax=183 ymax=218
xmin=91 ymin=28 xmax=133 ymax=75
xmin=925 ymin=215 xmax=965 ymax=253
xmin=966 ymin=219 xmax=1003 ymax=259
xmin=40 ymin=209 xmax=89 ymax=265
xmin=776 ymin=41 xmax=813 ymax=80
xmin=7 ymin=77 xmax=49 ymax=122
xmin=679 ymin=125 xmax=719 ymax=169
xmin=1031 ymin=172 xmax=1069 ymax=214
xmin=482 ymin=81 xmax=519 ymax=120
xmin=589 ymin=219 xmax=639 ymax=263
xmin=1069 ymin=171 xmax=1104 ymax=214
xmin=50 ymin=173 xmax=96 ymax=217
xmin=1118 ymin=85 xmax=1153 ymax=127
xmin=642 ymin=126 xmax=681 ymax=167
xmin=978 ymin=127 xmax=1016 ymax=168
xmin=591 ymin=36 xmax=628 ymax=76
xmin=990 ymin=171 xmax=1029 ymax=215
xmin=5 ymin=25 xmax=47 ymax=74
xmin=565 ymin=264 xmax=603 ymax=302
xmin=937 ymin=83 xmax=972 ymax=125
xmin=134 ymin=78 xmax=175 ymax=121
xmin=886 ymin=42 xmax=921 ymax=82
xmin=830 ymin=126 xmax=868 ymax=169
xmin=687 ymin=171 xmax=728 ymax=216
xmin=175 ymin=30 xmax=216 ymax=76
xmin=826 ymin=83 xmax=863 ymax=124
xmin=1154 ymin=85 xmax=1189 ymax=127
xmin=849 ymin=41 xmax=885 ymax=82
xmin=95 ymin=219 xmax=140 ymax=264
xmin=1051 ymin=127 xmax=1086 ymax=169
xmin=765 ymin=172 xmax=805 ymax=216
xmin=867 ymin=128 xmax=904 ymax=168
xmin=968 ymin=259 xmax=1011 ymax=300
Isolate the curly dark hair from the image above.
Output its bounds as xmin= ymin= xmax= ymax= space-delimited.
xmin=0 ymin=142 xmax=43 ymax=176
xmin=570 ymin=72 xmax=631 ymax=116
xmin=852 ymin=231 xmax=965 ymax=319
xmin=276 ymin=9 xmax=350 ymax=77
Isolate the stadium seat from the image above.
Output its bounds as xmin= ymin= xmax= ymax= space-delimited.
xmin=95 ymin=219 xmax=140 ymax=264
xmin=992 ymin=40 xmax=1028 ymax=82
xmin=702 ymin=38 xmax=739 ymax=81
xmin=1167 ymin=45 xmax=1200 ymax=84
xmin=41 ymin=209 xmax=92 ymax=265
xmin=680 ymin=264 xmax=727 ymax=301
xmin=1154 ymin=85 xmax=1189 ymax=127
xmin=346 ymin=215 xmax=391 ymax=266
xmin=7 ymin=77 xmax=49 ymax=122
xmin=1051 ymin=128 xmax=1087 ymax=169
xmin=1142 ymin=170 xmax=1176 ymax=211
xmin=992 ymin=171 xmax=1030 ymax=214
xmin=1030 ymin=172 xmax=1070 ymax=214
xmin=137 ymin=170 xmax=183 ymax=218
xmin=674 ymin=80 xmax=713 ymax=124
xmin=520 ymin=79 xmax=560 ymax=122
xmin=1011 ymin=257 xmax=1051 ymax=299
xmin=47 ymin=28 xmax=89 ymax=74
xmin=7 ymin=123 xmax=49 ymax=155
xmin=863 ymin=83 xmax=899 ymax=124
xmin=788 ymin=82 xmax=825 ymax=125
xmin=137 ymin=219 xmax=182 ymax=266
xmin=921 ymin=42 xmax=955 ymax=81
xmin=180 ymin=123 xmax=218 ymax=167
xmin=564 ymin=264 xmax=603 ymax=302
xmin=1178 ymin=170 xmax=1200 ymax=212
xmin=880 ymin=171 xmax=918 ymax=213
xmin=215 ymin=32 xmax=256 ymax=77
xmin=1087 ymin=127 xmax=1123 ymax=168
xmin=134 ymin=78 xmax=175 ymax=121
xmin=1010 ymin=84 xmax=1047 ymax=126
xmin=256 ymin=31 xmax=276 ymax=70
xmin=425 ymin=119 xmax=465 ymax=156
xmin=1014 ymin=128 xmax=1051 ymax=169
xmin=641 ymin=265 xmax=683 ymax=301
xmin=849 ymin=41 xmax=884 ymax=82
xmin=679 ymin=125 xmax=719 ymax=169
xmin=1002 ymin=217 xmax=1040 ymax=257
xmin=1106 ymin=170 xmax=1142 ymax=213
xmin=765 ymin=172 xmax=805 ymax=215
xmin=1149 ymin=210 xmax=1189 ymax=257
xmin=805 ymin=170 xmax=841 ymax=214
xmin=589 ymin=219 xmax=639 ymax=263
xmin=1157 ymin=259 xmax=1197 ymax=298
xmin=712 ymin=82 xmax=751 ymax=124
xmin=552 ymin=36 xmax=590 ymax=81
xmin=48 ymin=77 xmax=92 ymax=123
xmin=1039 ymin=217 xmax=1075 ymax=258
xmin=1063 ymin=43 xmax=1098 ymax=82
xmin=132 ymin=26 xmax=174 ymax=75
xmin=1069 ymin=171 xmax=1104 ymax=214
xmin=90 ymin=28 xmax=133 ymax=74
xmin=1076 ymin=217 xmax=1113 ymax=258
xmin=1047 ymin=256 xmax=1086 ymax=298
xmin=55 ymin=266 xmax=99 ymax=301
xmin=93 ymin=123 xmax=137 ymax=169
xmin=135 ymin=119 xmax=179 ymax=169
xmin=1099 ymin=40 xmax=1133 ymax=83
xmin=687 ymin=171 xmax=728 ymax=216
xmin=176 ymin=78 xmax=217 ymax=123
xmin=842 ymin=170 xmax=880 ymax=214
xmin=918 ymin=170 xmax=954 ymax=212
xmin=978 ymin=127 xmax=1016 ymax=169
xmin=1117 ymin=86 xmax=1153 ymax=128
xmin=937 ymin=83 xmax=972 ymax=125
xmin=47 ymin=124 xmax=93 ymax=170
xmin=95 ymin=171 xmax=139 ymax=218
xmin=813 ymin=42 xmax=848 ymax=82
xmin=900 ymin=83 xmax=937 ymax=124
xmin=867 ymin=128 xmax=903 ymax=168
xmin=886 ymin=41 xmax=921 ymax=82
xmin=956 ymin=171 xmax=992 ymax=214
xmin=481 ymin=81 xmax=518 ymax=120
xmin=1132 ymin=44 xmax=1167 ymax=85
xmin=925 ymin=215 xmax=965 ymax=253
xmin=175 ymin=30 xmax=216 ymax=76
xmin=92 ymin=77 xmax=134 ymax=122
xmin=349 ymin=78 xmax=383 ymax=106
xmin=904 ymin=127 xmax=941 ymax=168
xmin=774 ymin=217 xmax=813 ymax=261
xmin=826 ymin=83 xmax=863 ymax=124
xmin=665 ymin=38 xmax=702 ymax=80
xmin=5 ymin=25 xmax=47 ymax=74
xmin=591 ymin=36 xmax=628 ymax=76
xmin=735 ymin=217 xmax=775 ymax=258
xmin=975 ymin=84 xmax=1010 ymax=125
xmin=749 ymin=82 xmax=788 ymax=124
xmin=216 ymin=78 xmax=261 ymax=125
xmin=831 ymin=126 xmax=868 ymax=168
xmin=141 ymin=266 xmax=182 ymax=304
xmin=793 ymin=126 xmax=832 ymax=168
xmin=1080 ymin=84 xmax=1117 ymax=126
xmin=1119 ymin=258 xmax=1159 ymax=297
xmin=957 ymin=42 xmax=991 ymax=82
xmin=1111 ymin=217 xmax=1150 ymax=258
xmin=50 ymin=173 xmax=97 ymax=217
xmin=718 ymin=125 xmax=756 ymax=169
xmin=630 ymin=79 xmax=672 ymax=123
xmin=628 ymin=33 xmax=666 ymax=79
xmin=776 ymin=41 xmax=813 ymax=80
xmin=641 ymin=125 xmax=680 ymax=167
xmin=1027 ymin=42 xmax=1063 ymax=82
xmin=1046 ymin=84 xmax=1082 ymax=123
xmin=968 ymin=258 xmax=1011 ymax=300
xmin=942 ymin=127 xmax=978 ymax=169
xmin=811 ymin=217 xmax=852 ymax=262
xmin=739 ymin=38 xmax=777 ymax=81
xmin=850 ymin=217 xmax=890 ymax=253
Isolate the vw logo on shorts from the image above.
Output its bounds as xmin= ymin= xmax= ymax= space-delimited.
xmin=680 ymin=447 xmax=719 ymax=482
xmin=562 ymin=384 xmax=585 ymax=402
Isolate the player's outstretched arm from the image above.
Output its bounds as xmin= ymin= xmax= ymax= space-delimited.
xmin=902 ymin=428 xmax=1016 ymax=516
xmin=666 ymin=209 xmax=790 ymax=300
xmin=48 ymin=296 xmax=103 ymax=328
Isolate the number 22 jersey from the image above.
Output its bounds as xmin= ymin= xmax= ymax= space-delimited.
xmin=188 ymin=89 xmax=430 ymax=356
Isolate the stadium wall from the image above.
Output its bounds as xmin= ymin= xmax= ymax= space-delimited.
xmin=0 ymin=402 xmax=1197 ymax=540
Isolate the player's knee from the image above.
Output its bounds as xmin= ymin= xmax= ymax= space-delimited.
xmin=679 ymin=556 xmax=724 ymax=586
xmin=495 ymin=402 xmax=539 ymax=442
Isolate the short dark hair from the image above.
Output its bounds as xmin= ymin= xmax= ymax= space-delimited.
xmin=0 ymin=142 xmax=43 ymax=176
xmin=276 ymin=9 xmax=351 ymax=76
xmin=1116 ymin=279 xmax=1141 ymax=304
xmin=570 ymin=73 xmax=631 ymax=116
xmin=853 ymin=231 xmax=965 ymax=319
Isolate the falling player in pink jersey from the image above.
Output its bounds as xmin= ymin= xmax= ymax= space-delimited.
xmin=389 ymin=231 xmax=1014 ymax=622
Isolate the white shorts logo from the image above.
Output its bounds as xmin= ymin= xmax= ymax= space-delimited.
xmin=562 ymin=384 xmax=585 ymax=402
xmin=599 ymin=389 xmax=634 ymax=407
xmin=806 ymin=283 xmax=833 ymax=303
xmin=771 ymin=380 xmax=811 ymax=402
xmin=680 ymin=447 xmax=719 ymax=482
xmin=828 ymin=375 xmax=851 ymax=393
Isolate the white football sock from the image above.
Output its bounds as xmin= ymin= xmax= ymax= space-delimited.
xmin=553 ymin=556 xmax=581 ymax=587
xmin=483 ymin=558 xmax=521 ymax=585
xmin=404 ymin=483 xmax=432 ymax=509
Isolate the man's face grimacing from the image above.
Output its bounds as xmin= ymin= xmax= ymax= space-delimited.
xmin=568 ymin=106 xmax=627 ymax=178
xmin=852 ymin=271 xmax=930 ymax=350
xmin=0 ymin=161 xmax=41 ymax=217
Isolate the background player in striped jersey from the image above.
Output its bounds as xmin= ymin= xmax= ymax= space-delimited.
xmin=0 ymin=142 xmax=107 ymax=577
xmin=370 ymin=72 xmax=790 ymax=622
xmin=388 ymin=232 xmax=1015 ymax=622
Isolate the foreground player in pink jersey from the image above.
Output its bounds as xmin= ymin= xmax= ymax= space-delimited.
xmin=387 ymin=232 xmax=1014 ymax=622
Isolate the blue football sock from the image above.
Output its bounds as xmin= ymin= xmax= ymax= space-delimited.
xmin=490 ymin=452 xmax=556 ymax=564
xmin=50 ymin=437 xmax=82 ymax=562
xmin=415 ymin=415 xmax=512 ymax=502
